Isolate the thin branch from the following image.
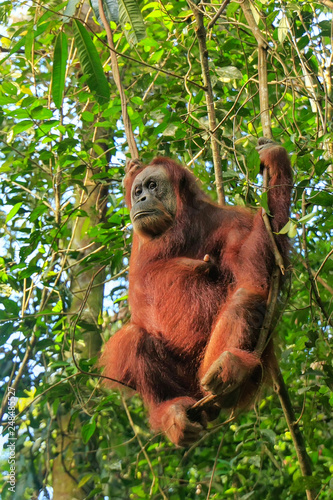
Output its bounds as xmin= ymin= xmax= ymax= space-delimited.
xmin=97 ymin=0 xmax=138 ymax=158
xmin=0 ymin=335 xmax=37 ymax=422
xmin=207 ymin=0 xmax=232 ymax=29
xmin=10 ymin=180 xmax=55 ymax=213
xmin=188 ymin=0 xmax=225 ymax=205
xmin=313 ymin=248 xmax=333 ymax=283
xmin=300 ymin=257 xmax=333 ymax=296
xmin=206 ymin=433 xmax=225 ymax=499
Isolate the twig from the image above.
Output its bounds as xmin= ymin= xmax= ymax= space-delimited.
xmin=300 ymin=257 xmax=333 ymax=296
xmin=207 ymin=0 xmax=232 ymax=30
xmin=10 ymin=180 xmax=55 ymax=214
xmin=188 ymin=0 xmax=225 ymax=205
xmin=206 ymin=433 xmax=225 ymax=499
xmin=313 ymin=248 xmax=333 ymax=284
xmin=97 ymin=0 xmax=138 ymax=159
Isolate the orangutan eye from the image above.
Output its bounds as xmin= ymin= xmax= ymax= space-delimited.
xmin=134 ymin=186 xmax=142 ymax=197
xmin=148 ymin=181 xmax=157 ymax=190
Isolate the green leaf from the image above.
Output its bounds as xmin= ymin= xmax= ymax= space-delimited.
xmin=290 ymin=476 xmax=322 ymax=493
xmin=278 ymin=15 xmax=288 ymax=44
xmin=52 ymin=300 xmax=63 ymax=313
xmin=82 ymin=420 xmax=96 ymax=443
xmin=52 ymin=32 xmax=68 ymax=109
xmin=0 ymin=322 xmax=14 ymax=343
xmin=288 ymin=222 xmax=297 ymax=238
xmin=216 ymin=66 xmax=243 ymax=81
xmin=80 ymin=216 xmax=91 ymax=238
xmin=0 ymin=36 xmax=26 ymax=65
xmin=90 ymin=0 xmax=119 ymax=23
xmin=13 ymin=120 xmax=34 ymax=134
xmin=30 ymin=106 xmax=53 ymax=120
xmin=298 ymin=210 xmax=317 ymax=224
xmin=24 ymin=29 xmax=34 ymax=63
xmin=118 ymin=0 xmax=146 ymax=45
xmin=311 ymin=192 xmax=333 ymax=207
xmin=81 ymin=110 xmax=95 ymax=122
xmin=77 ymin=474 xmax=93 ymax=488
xmin=259 ymin=191 xmax=270 ymax=214
xmin=63 ymin=0 xmax=77 ymax=22
xmin=72 ymin=20 xmax=110 ymax=105
xmin=0 ymin=21 xmax=49 ymax=64
xmin=6 ymin=202 xmax=23 ymax=223
xmin=19 ymin=266 xmax=41 ymax=279
xmin=276 ymin=220 xmax=291 ymax=235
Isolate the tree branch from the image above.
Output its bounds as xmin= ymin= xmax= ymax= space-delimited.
xmin=97 ymin=0 xmax=139 ymax=159
xmin=208 ymin=0 xmax=232 ymax=29
xmin=188 ymin=1 xmax=225 ymax=205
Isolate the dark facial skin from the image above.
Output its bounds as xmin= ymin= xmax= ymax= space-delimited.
xmin=130 ymin=166 xmax=177 ymax=237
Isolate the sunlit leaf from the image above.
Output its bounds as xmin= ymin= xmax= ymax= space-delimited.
xmin=216 ymin=66 xmax=243 ymax=81
xmin=278 ymin=15 xmax=288 ymax=44
xmin=5 ymin=202 xmax=23 ymax=223
xmin=276 ymin=220 xmax=292 ymax=235
xmin=298 ymin=210 xmax=317 ymax=224
xmin=52 ymin=300 xmax=63 ymax=313
xmin=52 ymin=31 xmax=68 ymax=109
xmin=31 ymin=106 xmax=53 ymax=120
xmin=24 ymin=29 xmax=34 ymax=63
xmin=288 ymin=222 xmax=297 ymax=238
xmin=80 ymin=216 xmax=91 ymax=238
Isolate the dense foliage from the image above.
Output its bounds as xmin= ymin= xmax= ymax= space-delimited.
xmin=0 ymin=1 xmax=332 ymax=499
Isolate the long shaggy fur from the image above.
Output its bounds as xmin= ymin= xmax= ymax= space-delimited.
xmin=100 ymin=145 xmax=292 ymax=445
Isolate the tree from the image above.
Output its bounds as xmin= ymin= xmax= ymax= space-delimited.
xmin=0 ymin=1 xmax=332 ymax=499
